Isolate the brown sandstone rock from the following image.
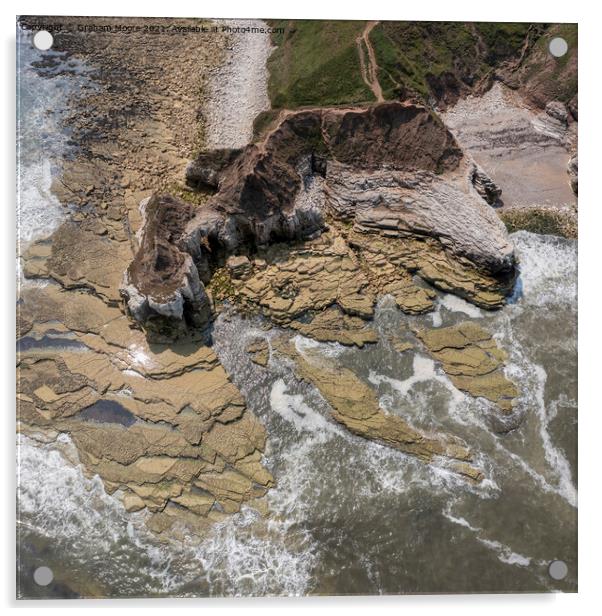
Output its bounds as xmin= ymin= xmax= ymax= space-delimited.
xmin=287 ymin=306 xmax=378 ymax=347
xmin=17 ymin=325 xmax=273 ymax=526
xmin=23 ymin=223 xmax=132 ymax=305
xmin=415 ymin=321 xmax=518 ymax=413
xmin=246 ymin=338 xmax=270 ymax=366
xmin=275 ymin=338 xmax=484 ymax=482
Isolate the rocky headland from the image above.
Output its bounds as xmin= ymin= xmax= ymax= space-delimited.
xmin=17 ymin=17 xmax=577 ymax=540
xmin=122 ymin=103 xmax=516 ymax=342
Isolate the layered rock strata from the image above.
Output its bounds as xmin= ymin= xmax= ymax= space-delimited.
xmin=414 ymin=321 xmax=518 ymax=413
xmin=274 ymin=337 xmax=484 ymax=483
xmin=122 ymin=102 xmax=517 ymax=340
xmin=18 ymin=285 xmax=273 ymax=533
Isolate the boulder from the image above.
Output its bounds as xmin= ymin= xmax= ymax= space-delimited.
xmin=469 ymin=163 xmax=503 ymax=207
xmin=226 ymin=255 xmax=252 ymax=279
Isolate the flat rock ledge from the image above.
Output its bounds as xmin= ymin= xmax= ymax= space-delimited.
xmin=121 ymin=102 xmax=517 ymax=342
xmin=415 ymin=321 xmax=519 ymax=414
xmin=17 ymin=286 xmax=273 ymax=536
xmin=273 ymin=336 xmax=484 ymax=483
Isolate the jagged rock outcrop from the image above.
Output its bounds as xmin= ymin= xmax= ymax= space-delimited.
xmin=121 ymin=102 xmax=517 ymax=341
xmin=185 ymin=148 xmax=243 ymax=190
xmin=121 ymin=194 xmax=213 ymax=342
xmin=546 ymin=101 xmax=569 ymax=126
xmin=469 ymin=163 xmax=503 ymax=207
xmin=568 ymin=154 xmax=578 ymax=195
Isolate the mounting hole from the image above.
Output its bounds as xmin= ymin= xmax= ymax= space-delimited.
xmin=33 ymin=30 xmax=53 ymax=51
xmin=548 ymin=560 xmax=568 ymax=580
xmin=549 ymin=37 xmax=568 ymax=58
xmin=33 ymin=566 xmax=54 ymax=586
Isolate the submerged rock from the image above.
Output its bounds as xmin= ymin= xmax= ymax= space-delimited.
xmin=288 ymin=306 xmax=378 ymax=348
xmin=245 ymin=337 xmax=270 ymax=366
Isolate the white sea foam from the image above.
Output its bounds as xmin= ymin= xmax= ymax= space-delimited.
xmin=530 ymin=364 xmax=577 ymax=507
xmin=127 ymin=344 xmax=155 ymax=369
xmin=369 ymin=354 xmax=467 ymax=422
xmin=17 ymin=434 xmax=186 ymax=595
xmin=431 ymin=309 xmax=443 ymax=327
xmin=17 ymin=158 xmax=65 ymax=247
xmin=439 ymin=293 xmax=483 ymax=318
xmin=492 ymin=315 xmax=577 ymax=508
xmin=442 ymin=504 xmax=481 ymax=532
xmin=443 ymin=504 xmax=533 ymax=568
xmin=18 ymin=430 xmax=319 ymax=597
xmin=270 ymin=379 xmax=340 ymax=442
xmin=548 ymin=394 xmax=577 ymax=423
xmin=369 ymin=355 xmax=436 ymax=395
xmin=16 ymin=31 xmax=94 ymax=286
xmin=511 ymin=231 xmax=577 ymax=307
xmin=18 ymin=225 xmax=576 ymax=596
xmin=477 ymin=538 xmax=532 ymax=567
xmin=294 ymin=334 xmax=347 ymax=359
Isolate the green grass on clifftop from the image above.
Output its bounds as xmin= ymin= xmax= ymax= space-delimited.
xmin=371 ymin=22 xmax=532 ymax=101
xmin=264 ymin=20 xmax=576 ymax=111
xmin=519 ymin=24 xmax=578 ymax=104
xmin=265 ymin=20 xmax=546 ymax=109
xmin=266 ymin=20 xmax=373 ymax=108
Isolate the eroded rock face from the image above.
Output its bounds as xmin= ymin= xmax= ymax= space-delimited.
xmin=121 ymin=194 xmax=213 ymax=342
xmin=469 ymin=163 xmax=503 ymax=207
xmin=185 ymin=148 xmax=243 ymax=191
xmin=122 ymin=102 xmax=517 ymax=340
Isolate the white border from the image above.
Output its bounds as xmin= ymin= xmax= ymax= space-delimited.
xmin=2 ymin=0 xmax=599 ymax=612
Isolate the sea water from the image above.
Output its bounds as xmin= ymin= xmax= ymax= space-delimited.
xmin=16 ymin=22 xmax=577 ymax=600
xmin=16 ymin=27 xmax=95 ymax=285
xmin=17 ymin=230 xmax=577 ymax=597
